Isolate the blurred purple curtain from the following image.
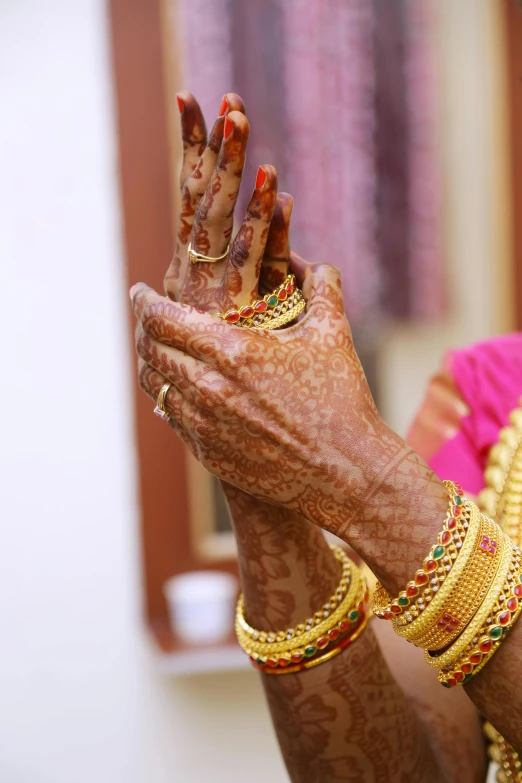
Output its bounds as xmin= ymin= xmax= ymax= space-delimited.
xmin=169 ymin=0 xmax=445 ymax=327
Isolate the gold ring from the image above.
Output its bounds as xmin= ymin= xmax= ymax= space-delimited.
xmin=154 ymin=381 xmax=172 ymax=422
xmin=188 ymin=242 xmax=230 ymax=265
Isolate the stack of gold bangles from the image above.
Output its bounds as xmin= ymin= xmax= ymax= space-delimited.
xmin=216 ymin=274 xmax=305 ymax=330
xmin=235 ymin=546 xmax=370 ymax=674
xmin=373 ymin=480 xmax=522 ymax=688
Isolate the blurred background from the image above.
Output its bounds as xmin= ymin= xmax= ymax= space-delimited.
xmin=1 ymin=1 xmax=520 ymax=781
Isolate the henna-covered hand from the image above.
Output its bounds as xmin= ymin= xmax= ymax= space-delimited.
xmin=168 ymin=91 xmax=340 ymax=629
xmin=133 ymin=251 xmax=448 ymax=594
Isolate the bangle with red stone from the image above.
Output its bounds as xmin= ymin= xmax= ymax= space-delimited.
xmin=433 ymin=544 xmax=522 ymax=687
xmin=216 ymin=275 xmax=305 ymax=330
xmin=408 ymin=510 xmax=505 ymax=651
xmin=372 ymin=481 xmax=470 ymax=625
xmin=252 ymin=602 xmax=371 ymax=675
xmin=235 ymin=550 xmax=368 ymax=670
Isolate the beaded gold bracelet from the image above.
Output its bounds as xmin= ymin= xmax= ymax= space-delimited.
xmin=432 ymin=543 xmax=522 ymax=686
xmin=216 ymin=274 xmax=306 ymax=329
xmin=236 ymin=561 xmax=364 ymax=659
xmin=235 ymin=548 xmax=369 ymax=670
xmin=411 ymin=511 xmax=505 ymax=651
xmin=251 ymin=606 xmax=371 ymax=675
xmin=373 ymin=481 xmax=470 ymax=625
xmin=424 ymin=530 xmax=516 ymax=671
xmin=372 ymin=486 xmax=489 ymax=648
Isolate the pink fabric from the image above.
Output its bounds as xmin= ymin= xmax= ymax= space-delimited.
xmin=429 ymin=334 xmax=522 ymax=495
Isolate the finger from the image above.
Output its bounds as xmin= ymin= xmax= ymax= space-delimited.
xmin=259 ymin=192 xmax=293 ymax=294
xmin=225 ymin=164 xmax=278 ymax=303
xmin=137 ymin=359 xmax=197 ymax=449
xmin=166 ymin=93 xmax=246 ymax=302
xmin=177 ymin=91 xmax=207 ymax=187
xmin=191 ymin=110 xmax=250 ymax=260
xmin=131 ymin=283 xmax=232 ymax=360
xmin=136 ymin=326 xmax=201 ymax=396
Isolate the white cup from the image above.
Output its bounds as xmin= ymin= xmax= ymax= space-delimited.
xmin=163 ymin=571 xmax=238 ymax=645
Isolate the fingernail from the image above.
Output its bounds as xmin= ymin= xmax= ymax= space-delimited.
xmin=255 ymin=166 xmax=267 ymax=190
xmin=218 ymin=95 xmax=229 ymax=117
xmin=129 ymin=284 xmax=138 ymax=302
xmin=176 ymin=94 xmax=184 ymax=114
xmin=224 ymin=115 xmax=234 ymax=139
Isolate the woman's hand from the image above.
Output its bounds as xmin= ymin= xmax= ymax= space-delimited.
xmin=160 ymin=91 xmax=341 ymax=628
xmin=132 ymin=92 xmax=449 ymax=596
xmin=165 ymin=91 xmax=289 ymax=311
xmin=133 ymin=255 xmax=395 ymax=530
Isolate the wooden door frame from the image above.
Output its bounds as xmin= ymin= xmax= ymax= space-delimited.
xmin=109 ymin=0 xmax=236 ymax=649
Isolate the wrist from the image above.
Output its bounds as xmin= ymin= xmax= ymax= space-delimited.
xmin=307 ymin=421 xmax=448 ymax=596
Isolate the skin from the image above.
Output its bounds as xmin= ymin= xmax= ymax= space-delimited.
xmin=134 ymin=92 xmax=487 ymax=780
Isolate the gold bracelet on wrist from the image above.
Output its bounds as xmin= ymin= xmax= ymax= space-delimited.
xmin=424 ymin=530 xmax=516 ymax=670
xmin=235 ymin=547 xmax=369 ymax=671
xmin=411 ymin=511 xmax=505 ymax=651
xmin=236 ymin=557 xmax=363 ymax=657
xmin=429 ymin=541 xmax=522 ymax=684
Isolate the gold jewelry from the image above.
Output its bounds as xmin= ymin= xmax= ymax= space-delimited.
xmin=236 ymin=548 xmax=369 ymax=670
xmin=411 ymin=512 xmax=505 ymax=651
xmin=237 ymin=546 xmax=352 ymax=650
xmin=425 ymin=528 xmax=515 ymax=669
xmin=153 ymin=381 xmax=172 ymax=422
xmin=479 ymin=401 xmax=522 ymax=545
xmin=372 ymin=481 xmax=470 ymax=624
xmin=436 ymin=546 xmax=522 ymax=686
xmin=237 ymin=550 xmax=363 ymax=657
xmin=373 ymin=496 xmax=485 ymax=645
xmin=216 ymin=275 xmax=306 ymax=330
xmin=479 ymin=399 xmax=522 ymax=780
xmin=257 ymin=609 xmax=371 ymax=675
xmin=484 ymin=721 xmax=522 ymax=782
xmin=188 ymin=241 xmax=230 ymax=265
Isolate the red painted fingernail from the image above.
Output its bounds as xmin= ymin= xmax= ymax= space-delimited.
xmin=255 ymin=166 xmax=267 ymax=190
xmin=176 ymin=95 xmax=184 ymax=114
xmin=224 ymin=115 xmax=234 ymax=139
xmin=218 ymin=95 xmax=229 ymax=117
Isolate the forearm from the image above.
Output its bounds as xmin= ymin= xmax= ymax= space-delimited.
xmin=329 ymin=434 xmax=522 ymax=755
xmin=223 ymin=483 xmax=339 ymax=630
xmin=263 ymin=624 xmax=445 ymax=783
xmin=224 ymin=484 xmax=447 ymax=782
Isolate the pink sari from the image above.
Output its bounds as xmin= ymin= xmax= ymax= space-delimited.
xmin=407 ymin=333 xmax=522 ymax=493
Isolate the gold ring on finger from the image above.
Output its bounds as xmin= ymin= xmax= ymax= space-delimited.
xmin=188 ymin=241 xmax=230 ymax=265
xmin=154 ymin=381 xmax=172 ymax=422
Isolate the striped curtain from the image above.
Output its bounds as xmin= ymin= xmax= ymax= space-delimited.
xmin=167 ymin=0 xmax=445 ymax=327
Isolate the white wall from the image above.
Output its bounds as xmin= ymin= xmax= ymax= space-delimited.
xmin=0 ymin=2 xmax=286 ymax=782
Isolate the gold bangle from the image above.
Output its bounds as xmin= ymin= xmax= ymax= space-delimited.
xmin=424 ymin=531 xmax=517 ymax=669
xmin=216 ymin=275 xmax=305 ymax=329
xmin=257 ymin=609 xmax=371 ymax=675
xmin=393 ymin=501 xmax=482 ymax=642
xmin=437 ymin=550 xmax=522 ymax=686
xmin=373 ymin=481 xmax=470 ymax=624
xmin=236 ymin=557 xmax=364 ymax=657
xmin=411 ymin=512 xmax=505 ymax=650
xmin=236 ymin=546 xmax=351 ymax=647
